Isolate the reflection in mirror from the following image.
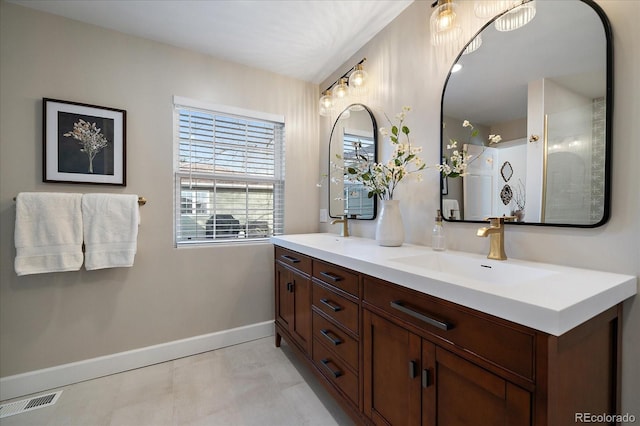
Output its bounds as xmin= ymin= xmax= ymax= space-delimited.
xmin=329 ymin=104 xmax=377 ymax=219
xmin=441 ymin=0 xmax=611 ymax=227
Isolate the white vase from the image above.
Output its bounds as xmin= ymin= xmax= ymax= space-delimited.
xmin=375 ymin=199 xmax=404 ymax=246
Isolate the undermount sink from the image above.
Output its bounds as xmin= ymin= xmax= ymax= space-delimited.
xmin=389 ymin=252 xmax=557 ymax=286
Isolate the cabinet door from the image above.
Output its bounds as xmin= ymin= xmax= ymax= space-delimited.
xmin=275 ymin=263 xmax=312 ymax=354
xmin=275 ymin=263 xmax=293 ymax=330
xmin=431 ymin=346 xmax=531 ymax=426
xmin=363 ymin=310 xmax=422 ymax=425
xmin=290 ymin=269 xmax=311 ymax=353
xmin=421 ymin=340 xmax=436 ymax=425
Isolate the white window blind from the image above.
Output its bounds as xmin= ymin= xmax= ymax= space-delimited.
xmin=174 ymin=97 xmax=285 ymax=245
xmin=342 ymin=130 xmax=375 ymax=218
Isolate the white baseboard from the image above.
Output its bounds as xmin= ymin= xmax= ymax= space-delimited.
xmin=0 ymin=320 xmax=274 ymax=401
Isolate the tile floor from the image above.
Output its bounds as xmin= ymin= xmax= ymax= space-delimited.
xmin=0 ymin=337 xmax=353 ymax=426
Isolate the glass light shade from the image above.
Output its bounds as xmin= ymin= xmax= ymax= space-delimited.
xmin=430 ymin=0 xmax=462 ymax=46
xmin=494 ymin=1 xmax=536 ymax=32
xmin=462 ymin=34 xmax=482 ymax=55
xmin=348 ymin=65 xmax=368 ymax=101
xmin=319 ymin=90 xmax=334 ymax=117
xmin=348 ymin=64 xmax=368 ymax=89
xmin=474 ymin=0 xmax=512 ymax=18
xmin=333 ymin=78 xmax=349 ymax=99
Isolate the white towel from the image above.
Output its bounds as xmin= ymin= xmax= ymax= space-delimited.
xmin=443 ymin=199 xmax=461 ymax=220
xmin=82 ymin=194 xmax=139 ymax=270
xmin=14 ymin=192 xmax=84 ymax=276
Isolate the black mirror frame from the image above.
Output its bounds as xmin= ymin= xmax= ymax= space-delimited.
xmin=439 ymin=0 xmax=613 ymax=228
xmin=328 ymin=104 xmax=378 ymax=220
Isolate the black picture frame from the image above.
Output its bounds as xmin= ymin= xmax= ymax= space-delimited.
xmin=43 ymin=98 xmax=126 ymax=185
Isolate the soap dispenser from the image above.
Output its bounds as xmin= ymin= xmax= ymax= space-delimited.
xmin=432 ymin=209 xmax=446 ymax=251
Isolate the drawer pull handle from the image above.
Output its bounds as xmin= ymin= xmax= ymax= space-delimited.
xmin=281 ymin=254 xmax=300 ymax=264
xmin=320 ymin=298 xmax=342 ymax=312
xmin=390 ymin=301 xmax=453 ymax=331
xmin=422 ymin=368 xmax=431 ymax=388
xmin=320 ymin=358 xmax=343 ymax=378
xmin=320 ymin=271 xmax=343 ymax=282
xmin=286 ymin=282 xmax=294 ymax=293
xmin=320 ymin=329 xmax=343 ymax=346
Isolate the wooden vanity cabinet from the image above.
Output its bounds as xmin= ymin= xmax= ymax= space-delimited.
xmin=273 ymin=245 xmax=622 ymax=426
xmin=363 ymin=309 xmax=530 ymax=425
xmin=362 ymin=275 xmax=532 ymax=425
xmin=362 ymin=275 xmax=620 ymax=426
xmin=274 ymin=246 xmax=366 ymax=423
xmin=274 ymin=247 xmax=312 ymax=354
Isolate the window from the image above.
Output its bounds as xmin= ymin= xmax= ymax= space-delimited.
xmin=342 ymin=129 xmax=375 ymax=218
xmin=174 ymin=96 xmax=285 ymax=245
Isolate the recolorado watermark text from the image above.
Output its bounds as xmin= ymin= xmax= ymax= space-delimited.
xmin=575 ymin=412 xmax=636 ymax=423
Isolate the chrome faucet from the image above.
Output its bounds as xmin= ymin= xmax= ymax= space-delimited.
xmin=477 ymin=216 xmax=511 ymax=261
xmin=331 ymin=215 xmax=349 ymax=237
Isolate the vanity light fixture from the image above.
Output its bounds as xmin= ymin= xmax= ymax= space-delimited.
xmin=319 ymin=58 xmax=367 ymax=117
xmin=348 ymin=63 xmax=368 ymax=102
xmin=333 ymin=78 xmax=349 ymax=100
xmin=319 ymin=89 xmax=334 ymax=117
xmin=494 ymin=0 xmax=536 ymax=32
xmin=348 ymin=63 xmax=368 ymax=90
xmin=430 ymin=0 xmax=462 ymax=46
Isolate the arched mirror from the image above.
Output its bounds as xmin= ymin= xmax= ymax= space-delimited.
xmin=329 ymin=104 xmax=378 ymax=219
xmin=441 ymin=0 xmax=612 ymax=227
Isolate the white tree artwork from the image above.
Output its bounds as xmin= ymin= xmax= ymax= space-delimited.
xmin=63 ymin=119 xmax=109 ymax=173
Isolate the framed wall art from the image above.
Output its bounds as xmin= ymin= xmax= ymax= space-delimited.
xmin=43 ymin=98 xmax=126 ymax=185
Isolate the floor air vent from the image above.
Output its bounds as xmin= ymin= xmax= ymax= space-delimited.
xmin=0 ymin=390 xmax=62 ymax=418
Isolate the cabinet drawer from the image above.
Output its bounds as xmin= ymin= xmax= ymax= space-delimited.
xmin=363 ymin=276 xmax=535 ymax=380
xmin=275 ymin=246 xmax=311 ymax=275
xmin=313 ymin=337 xmax=358 ymax=406
xmin=313 ymin=260 xmax=359 ymax=296
xmin=313 ymin=283 xmax=359 ymax=335
xmin=312 ymin=311 xmax=358 ymax=371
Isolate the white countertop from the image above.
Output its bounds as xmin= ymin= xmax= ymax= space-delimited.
xmin=271 ymin=233 xmax=637 ymax=336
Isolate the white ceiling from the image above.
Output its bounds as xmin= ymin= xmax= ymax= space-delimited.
xmin=8 ymin=0 xmax=413 ymax=84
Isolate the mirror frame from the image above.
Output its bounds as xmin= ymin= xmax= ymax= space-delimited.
xmin=328 ymin=103 xmax=378 ymax=220
xmin=439 ymin=0 xmax=613 ymax=228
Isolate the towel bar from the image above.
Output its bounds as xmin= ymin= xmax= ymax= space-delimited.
xmin=13 ymin=195 xmax=147 ymax=206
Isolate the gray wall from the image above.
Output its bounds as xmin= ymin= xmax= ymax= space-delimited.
xmin=319 ymin=0 xmax=639 ymax=415
xmin=0 ymin=1 xmax=319 ymax=377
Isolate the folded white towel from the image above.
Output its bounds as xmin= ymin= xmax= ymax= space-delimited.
xmin=14 ymin=192 xmax=84 ymax=276
xmin=82 ymin=194 xmax=139 ymax=270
